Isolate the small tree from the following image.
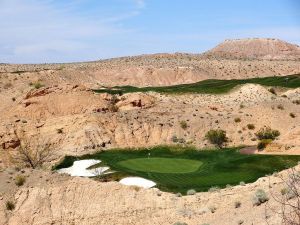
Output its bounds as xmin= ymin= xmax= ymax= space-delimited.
xmin=205 ymin=129 xmax=228 ymax=148
xmin=266 ymin=168 xmax=300 ymax=225
xmin=15 ymin=132 xmax=53 ymax=169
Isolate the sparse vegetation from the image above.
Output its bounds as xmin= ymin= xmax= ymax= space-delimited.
xmin=205 ymin=129 xmax=228 ymax=148
xmin=186 ymin=189 xmax=196 ymax=195
xmin=289 ymin=113 xmax=296 ymax=118
xmin=6 ymin=201 xmax=15 ymax=211
xmin=252 ymin=189 xmax=269 ymax=206
xmin=15 ymin=175 xmax=26 ymax=186
xmin=15 ymin=132 xmax=53 ymax=169
xmin=208 ymin=186 xmax=220 ymax=192
xmin=179 ymin=121 xmax=188 ymax=129
xmin=257 ymin=139 xmax=272 ymax=150
xmin=173 ymin=222 xmax=188 ymax=225
xmin=30 ymin=81 xmax=44 ymax=89
xmin=255 ymin=127 xmax=280 ymax=140
xmin=266 ymin=168 xmax=300 ymax=225
xmin=234 ymin=118 xmax=241 ymax=123
xmin=247 ymin=124 xmax=255 ymax=130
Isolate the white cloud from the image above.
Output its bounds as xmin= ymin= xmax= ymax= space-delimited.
xmin=0 ymin=0 xmax=143 ymax=63
xmin=134 ymin=0 xmax=145 ymax=9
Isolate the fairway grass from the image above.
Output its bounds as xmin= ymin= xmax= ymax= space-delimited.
xmin=117 ymin=158 xmax=203 ymax=173
xmin=93 ymin=74 xmax=300 ymax=95
xmin=55 ymin=146 xmax=300 ymax=193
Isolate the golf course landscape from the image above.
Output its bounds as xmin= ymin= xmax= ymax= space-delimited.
xmin=94 ymin=74 xmax=300 ymax=95
xmin=55 ymin=146 xmax=300 ymax=193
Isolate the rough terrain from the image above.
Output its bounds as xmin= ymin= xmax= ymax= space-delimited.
xmin=0 ymin=38 xmax=300 ymax=225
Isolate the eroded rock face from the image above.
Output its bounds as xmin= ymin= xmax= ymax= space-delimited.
xmin=1 ymin=166 xmax=297 ymax=225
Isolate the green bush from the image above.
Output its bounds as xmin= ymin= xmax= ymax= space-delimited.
xmin=205 ymin=129 xmax=228 ymax=148
xmin=252 ymin=189 xmax=269 ymax=206
xmin=15 ymin=175 xmax=26 ymax=186
xmin=6 ymin=201 xmax=15 ymax=211
xmin=255 ymin=127 xmax=280 ymax=140
xmin=257 ymin=139 xmax=272 ymax=150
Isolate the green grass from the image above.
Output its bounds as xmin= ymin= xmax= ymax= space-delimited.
xmin=93 ymin=74 xmax=300 ymax=95
xmin=55 ymin=146 xmax=300 ymax=193
xmin=117 ymin=158 xmax=203 ymax=173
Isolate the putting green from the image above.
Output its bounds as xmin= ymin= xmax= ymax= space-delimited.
xmin=55 ymin=146 xmax=300 ymax=193
xmin=117 ymin=158 xmax=203 ymax=173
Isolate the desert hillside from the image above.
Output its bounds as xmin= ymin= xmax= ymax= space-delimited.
xmin=0 ymin=38 xmax=300 ymax=225
xmin=205 ymin=38 xmax=300 ymax=60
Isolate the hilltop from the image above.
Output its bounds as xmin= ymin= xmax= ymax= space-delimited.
xmin=205 ymin=38 xmax=300 ymax=60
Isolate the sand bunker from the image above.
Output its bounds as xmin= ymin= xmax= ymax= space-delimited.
xmin=119 ymin=177 xmax=156 ymax=188
xmin=57 ymin=159 xmax=109 ymax=177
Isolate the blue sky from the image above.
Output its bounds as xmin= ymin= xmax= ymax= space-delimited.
xmin=0 ymin=0 xmax=299 ymax=63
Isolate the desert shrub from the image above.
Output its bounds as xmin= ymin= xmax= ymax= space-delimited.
xmin=205 ymin=129 xmax=228 ymax=148
xmin=15 ymin=175 xmax=26 ymax=186
xmin=57 ymin=128 xmax=63 ymax=134
xmin=175 ymin=192 xmax=182 ymax=197
xmin=257 ymin=139 xmax=272 ymax=150
xmin=12 ymin=97 xmax=16 ymax=101
xmin=239 ymin=181 xmax=246 ymax=186
xmin=277 ymin=104 xmax=284 ymax=110
xmin=252 ymin=189 xmax=269 ymax=206
xmin=173 ymin=222 xmax=188 ymax=225
xmin=240 ymin=104 xmax=245 ymax=109
xmin=179 ymin=121 xmax=188 ymax=129
xmin=234 ymin=201 xmax=241 ymax=208
xmin=171 ymin=135 xmax=178 ymax=143
xmin=292 ymin=100 xmax=300 ymax=105
xmin=234 ymin=118 xmax=241 ymax=123
xmin=186 ymin=189 xmax=196 ymax=195
xmin=31 ymin=82 xmax=44 ymax=89
xmin=289 ymin=113 xmax=296 ymax=118
xmin=237 ymin=219 xmax=244 ymax=225
xmin=108 ymin=104 xmax=119 ymax=112
xmin=255 ymin=127 xmax=280 ymax=140
xmin=247 ymin=124 xmax=255 ymax=130
xmin=268 ymin=88 xmax=276 ymax=95
xmin=208 ymin=186 xmax=220 ymax=192
xmin=6 ymin=201 xmax=15 ymax=211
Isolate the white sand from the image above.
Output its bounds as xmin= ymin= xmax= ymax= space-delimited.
xmin=57 ymin=159 xmax=110 ymax=177
xmin=119 ymin=177 xmax=156 ymax=188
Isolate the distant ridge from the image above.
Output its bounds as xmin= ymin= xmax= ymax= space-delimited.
xmin=204 ymin=38 xmax=300 ymax=60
